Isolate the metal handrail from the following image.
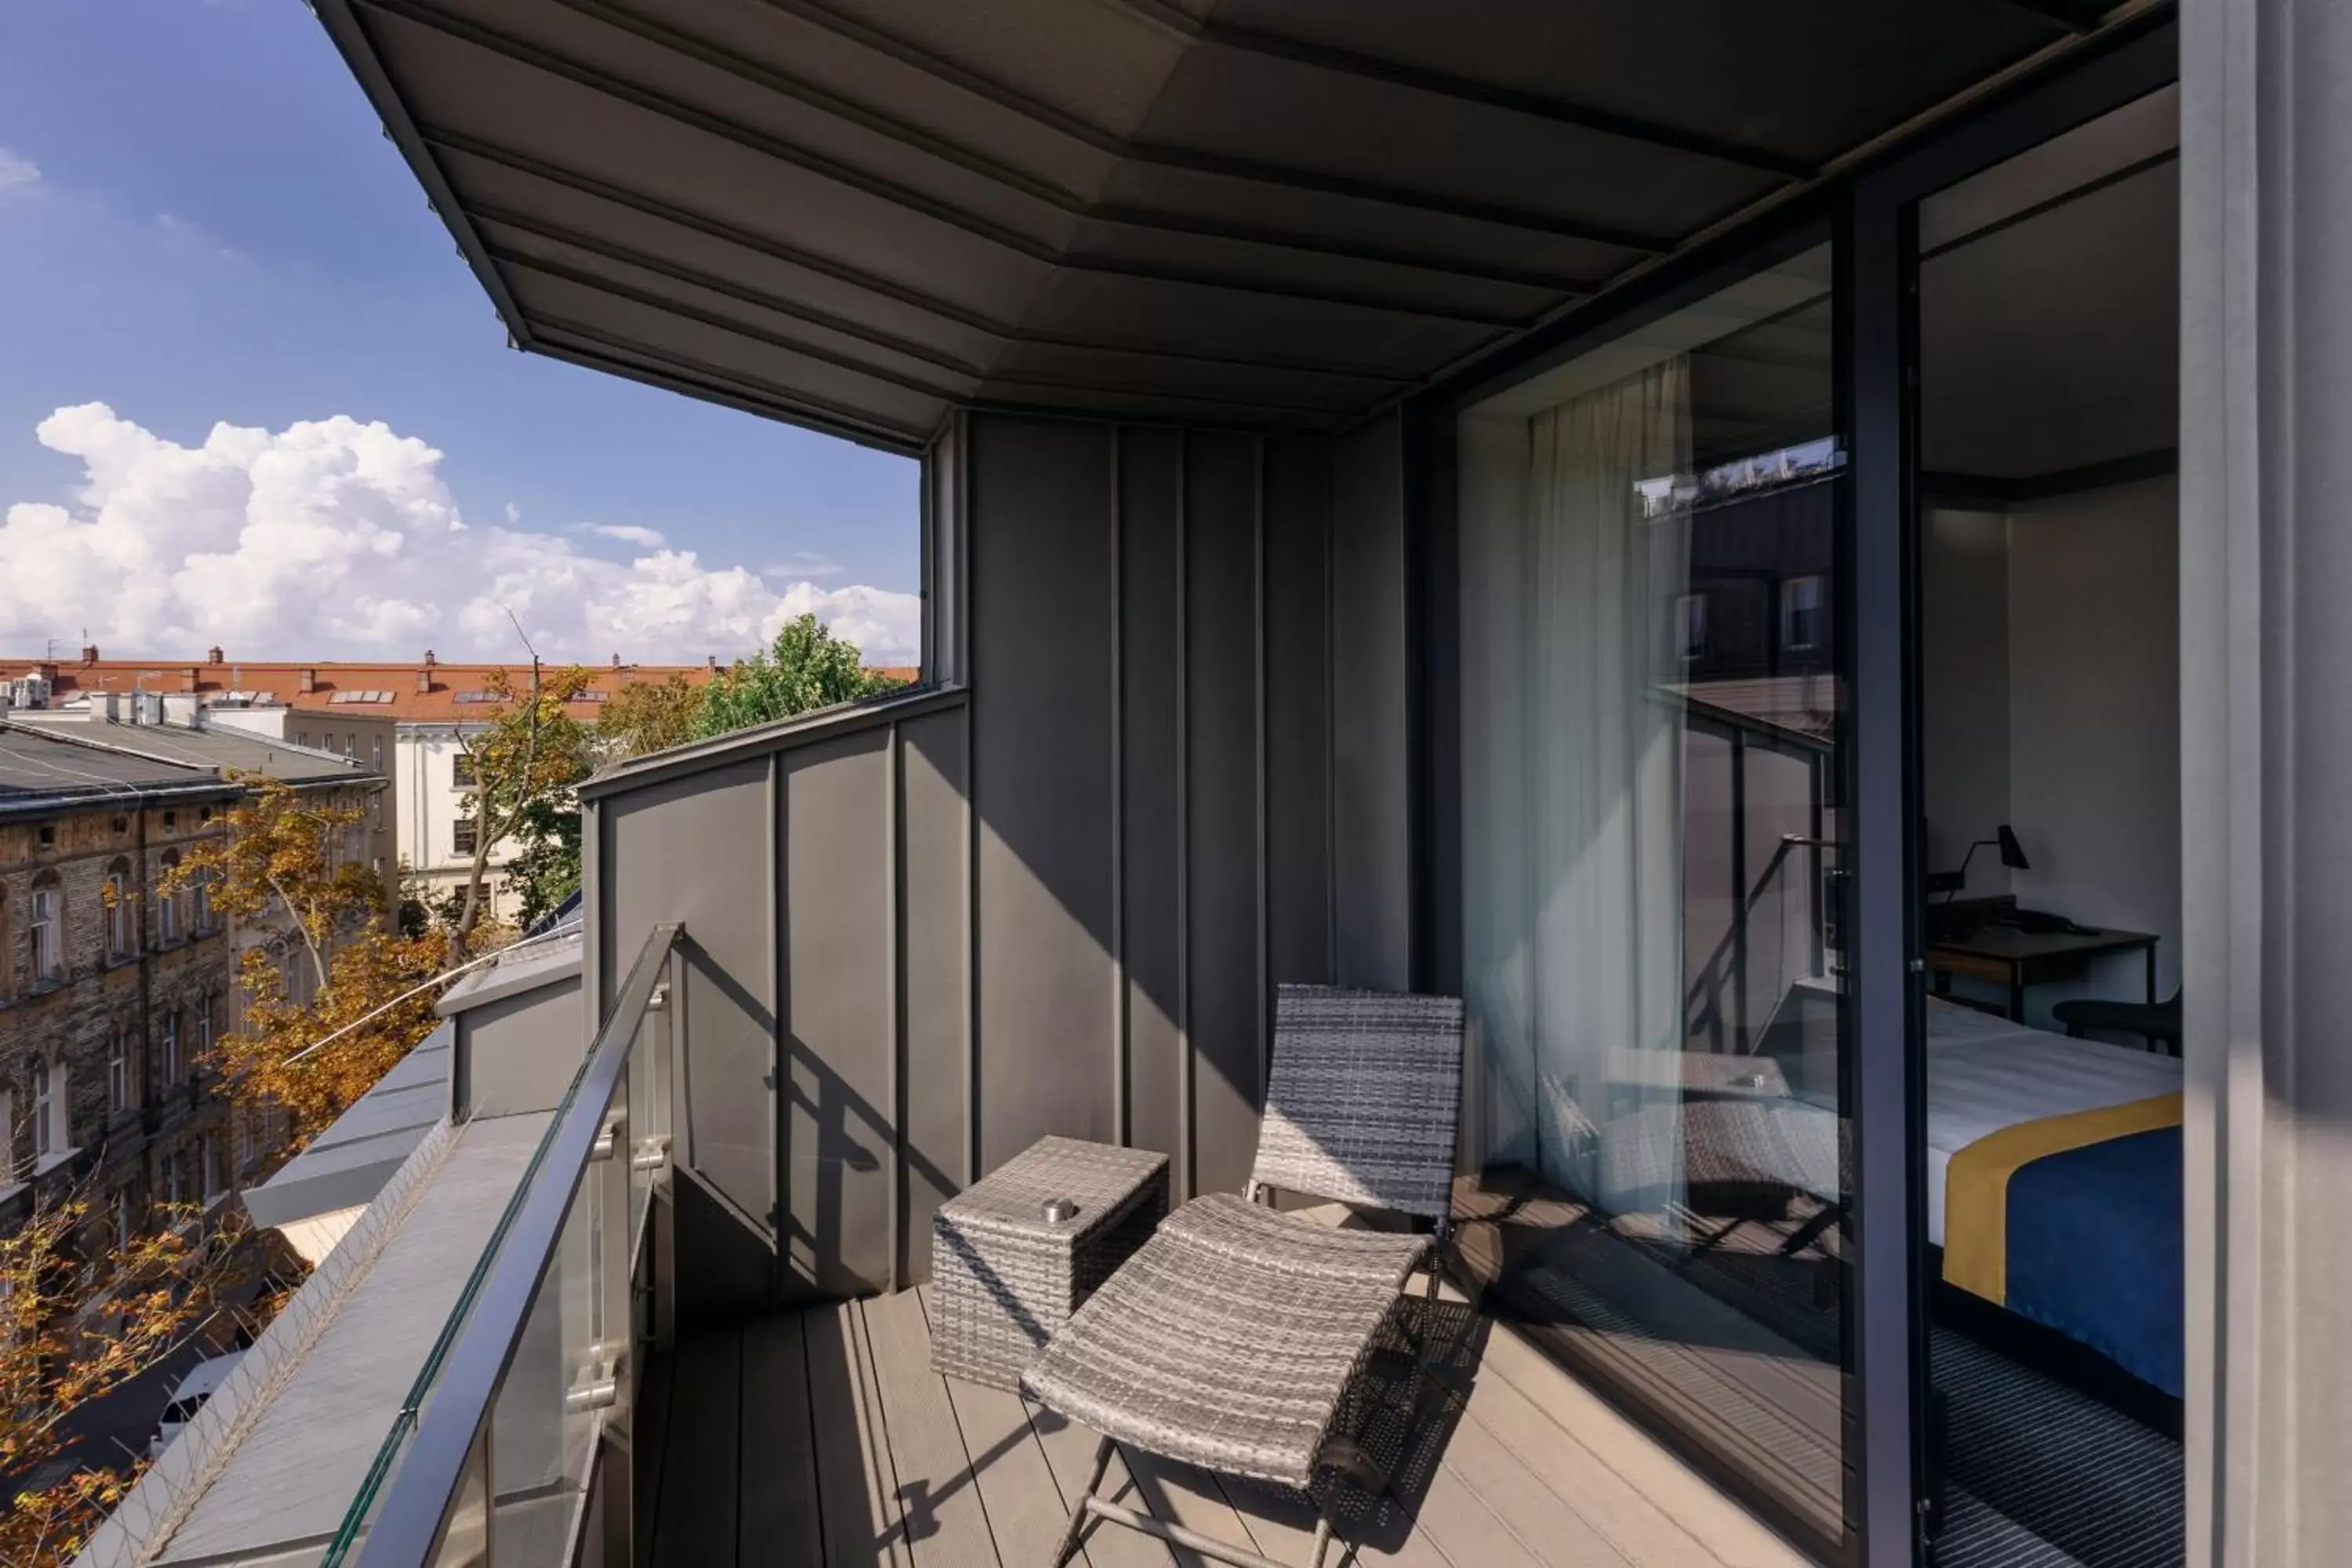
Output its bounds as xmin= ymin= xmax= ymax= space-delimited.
xmin=339 ymin=920 xmax=681 ymax=1568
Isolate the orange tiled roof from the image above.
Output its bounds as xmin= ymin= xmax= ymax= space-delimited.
xmin=5 ymin=655 xmax=920 ymax=723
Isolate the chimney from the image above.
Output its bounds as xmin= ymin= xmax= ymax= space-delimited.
xmin=418 ymin=649 xmax=436 ymax=694
xmin=206 ymin=645 xmax=224 ymax=666
xmin=80 ymin=644 xmax=98 ymax=666
xmin=299 ymin=667 xmax=318 ymax=695
xmin=183 ymin=666 xmax=201 ymax=693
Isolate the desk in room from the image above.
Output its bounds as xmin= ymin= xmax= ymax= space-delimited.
xmin=1924 ymin=926 xmax=2158 ymax=1022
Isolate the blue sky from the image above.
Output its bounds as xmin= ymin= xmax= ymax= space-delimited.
xmin=0 ymin=0 xmax=921 ymax=666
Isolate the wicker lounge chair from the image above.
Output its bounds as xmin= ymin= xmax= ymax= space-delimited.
xmin=1023 ymin=982 xmax=1467 ymax=1568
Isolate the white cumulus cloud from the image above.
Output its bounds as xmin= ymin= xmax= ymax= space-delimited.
xmin=0 ymin=404 xmax=919 ymax=667
xmin=0 ymin=147 xmax=40 ymax=196
xmin=583 ymin=522 xmax=667 ymax=549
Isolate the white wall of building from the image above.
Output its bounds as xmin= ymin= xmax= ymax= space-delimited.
xmin=397 ymin=726 xmax=520 ymax=920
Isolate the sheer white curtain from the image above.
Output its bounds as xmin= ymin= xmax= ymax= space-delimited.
xmin=1461 ymin=358 xmax=1692 ymax=1208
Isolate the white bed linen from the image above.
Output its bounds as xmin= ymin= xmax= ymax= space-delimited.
xmin=1922 ymin=999 xmax=2182 ymax=1246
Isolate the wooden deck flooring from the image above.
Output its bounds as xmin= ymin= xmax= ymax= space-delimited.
xmin=636 ymin=1285 xmax=1812 ymax=1568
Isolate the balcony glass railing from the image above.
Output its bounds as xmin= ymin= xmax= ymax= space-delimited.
xmin=324 ymin=923 xmax=681 ymax=1568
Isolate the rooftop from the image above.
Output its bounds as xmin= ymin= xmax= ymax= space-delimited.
xmin=3 ymin=656 xmax=921 ymax=724
xmin=0 ymin=724 xmax=237 ymax=815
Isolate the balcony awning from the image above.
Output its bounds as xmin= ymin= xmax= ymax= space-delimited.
xmin=317 ymin=0 xmax=2147 ymax=450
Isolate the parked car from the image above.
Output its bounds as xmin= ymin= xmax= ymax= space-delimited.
xmin=147 ymin=1351 xmax=244 ymax=1459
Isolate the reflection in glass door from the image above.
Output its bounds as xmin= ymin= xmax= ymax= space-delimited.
xmin=1450 ymin=240 xmax=1855 ymax=1558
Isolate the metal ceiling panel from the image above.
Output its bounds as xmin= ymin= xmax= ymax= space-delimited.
xmin=1131 ymin=45 xmax=1784 ymax=245
xmin=1207 ymin=0 xmax=2080 ymax=168
xmin=317 ymin=0 xmax=2151 ymax=442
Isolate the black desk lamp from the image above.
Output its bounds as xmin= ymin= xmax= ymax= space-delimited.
xmin=1947 ymin=824 xmax=2030 ymax=903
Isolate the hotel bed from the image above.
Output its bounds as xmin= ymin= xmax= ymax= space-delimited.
xmin=1924 ymin=998 xmax=2183 ymax=1397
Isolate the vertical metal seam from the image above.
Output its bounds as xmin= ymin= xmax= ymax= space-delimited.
xmin=961 ymin=416 xmax=980 ymax=1190
xmin=768 ymin=750 xmax=785 ymax=1265
xmin=1175 ymin=428 xmax=1193 ymax=1202
xmin=884 ymin=722 xmax=903 ymax=1293
xmin=1254 ymin=437 xmax=1271 ymax=1109
xmin=1325 ymin=445 xmax=1339 ymax=983
xmin=1110 ymin=427 xmax=1129 ymax=1147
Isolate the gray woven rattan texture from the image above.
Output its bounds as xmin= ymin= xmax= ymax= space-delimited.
xmin=1250 ymin=984 xmax=1467 ymax=1220
xmin=1025 ymin=984 xmax=1468 ymax=1492
xmin=930 ymin=1136 xmax=1169 ymax=1391
xmin=1022 ymin=1192 xmax=1431 ymax=1486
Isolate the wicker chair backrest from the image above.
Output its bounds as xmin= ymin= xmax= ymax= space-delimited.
xmin=1248 ymin=983 xmax=1466 ymax=1220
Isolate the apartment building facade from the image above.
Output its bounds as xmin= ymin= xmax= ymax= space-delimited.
xmin=5 ymin=650 xmax=713 ymax=923
xmin=0 ymin=717 xmax=390 ymax=1241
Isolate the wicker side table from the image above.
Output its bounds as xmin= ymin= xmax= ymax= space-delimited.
xmin=930 ymin=1135 xmax=1169 ymax=1391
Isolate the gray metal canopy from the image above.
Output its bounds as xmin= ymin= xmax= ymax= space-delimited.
xmin=318 ymin=0 xmax=2143 ymax=452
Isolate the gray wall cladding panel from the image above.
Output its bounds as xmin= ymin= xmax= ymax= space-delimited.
xmin=971 ymin=416 xmax=1120 ymax=1171
xmin=782 ymin=730 xmax=895 ymax=1298
xmin=1183 ymin=430 xmax=1269 ymax=1199
xmin=1332 ymin=412 xmax=1414 ymax=992
xmin=601 ymin=757 xmax=777 ymax=1237
xmin=899 ymin=710 xmax=969 ymax=1281
xmin=601 ymin=404 xmax=1421 ymax=1307
xmin=1265 ymin=436 xmax=1336 ymax=991
xmin=1117 ymin=426 xmax=1189 ymax=1186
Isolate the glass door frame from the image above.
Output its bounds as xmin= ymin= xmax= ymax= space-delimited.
xmin=1406 ymin=15 xmax=2179 ymax=1567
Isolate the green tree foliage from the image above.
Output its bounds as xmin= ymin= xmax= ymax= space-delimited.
xmin=597 ymin=672 xmax=704 ymax=759
xmin=692 ymin=615 xmax=899 ymax=739
xmin=505 ymin=795 xmax=583 ymax=931
xmin=449 ymin=665 xmax=597 ymax=957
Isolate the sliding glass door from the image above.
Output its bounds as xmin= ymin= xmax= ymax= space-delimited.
xmin=1447 ymin=236 xmax=1857 ymax=1560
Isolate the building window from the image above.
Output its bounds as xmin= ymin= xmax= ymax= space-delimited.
xmin=162 ymin=810 xmax=176 ymax=829
xmin=30 ymin=879 xmax=62 ymax=982
xmin=452 ymin=751 xmax=477 ymax=789
xmin=372 ymin=735 xmax=383 ymax=770
xmin=1781 ymin=574 xmax=1826 ymax=653
xmin=108 ymin=1034 xmax=129 ymax=1115
xmin=192 ymin=869 xmax=212 ymax=932
xmin=105 ymin=859 xmax=132 ymax=960
xmin=157 ymin=851 xmax=182 ymax=943
xmin=198 ymin=1135 xmax=223 ymax=1202
xmin=111 ymin=815 xmax=128 ymax=836
xmin=36 ymin=825 xmax=54 ymax=848
xmin=198 ymin=996 xmax=215 ymax=1061
xmin=113 ymin=1185 xmax=132 ymax=1244
xmin=31 ymin=1059 xmax=55 ymax=1159
xmin=0 ymin=1088 xmax=15 ymax=1181
xmin=165 ymin=1149 xmax=187 ymax=1207
xmin=453 ymin=817 xmax=480 ymax=858
xmin=162 ymin=1011 xmax=181 ymax=1086
xmin=237 ymin=1113 xmax=256 ymax=1173
xmin=1673 ymin=591 xmax=1710 ymax=662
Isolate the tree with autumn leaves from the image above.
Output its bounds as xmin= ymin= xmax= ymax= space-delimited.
xmin=0 ymin=1178 xmax=252 ymax=1565
xmin=162 ymin=777 xmax=444 ymax=1145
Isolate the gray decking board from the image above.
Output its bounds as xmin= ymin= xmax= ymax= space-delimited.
xmin=741 ymin=1314 xmax=826 ymax=1566
xmin=861 ymin=1290 xmax=1002 ymax=1568
xmin=641 ymin=1290 xmax=1802 ymax=1568
xmin=806 ymin=1301 xmax=913 ymax=1568
xmin=913 ymin=1290 xmax=1092 ymax=1568
xmin=1020 ymin=1397 xmax=1178 ymax=1568
xmin=654 ymin=1328 xmax=742 ymax=1568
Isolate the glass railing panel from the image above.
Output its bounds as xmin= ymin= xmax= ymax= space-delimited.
xmin=329 ymin=927 xmax=679 ymax=1568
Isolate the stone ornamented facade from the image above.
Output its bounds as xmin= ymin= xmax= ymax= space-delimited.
xmin=0 ymin=796 xmax=237 ymax=1239
xmin=0 ymin=718 xmax=390 ymax=1242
